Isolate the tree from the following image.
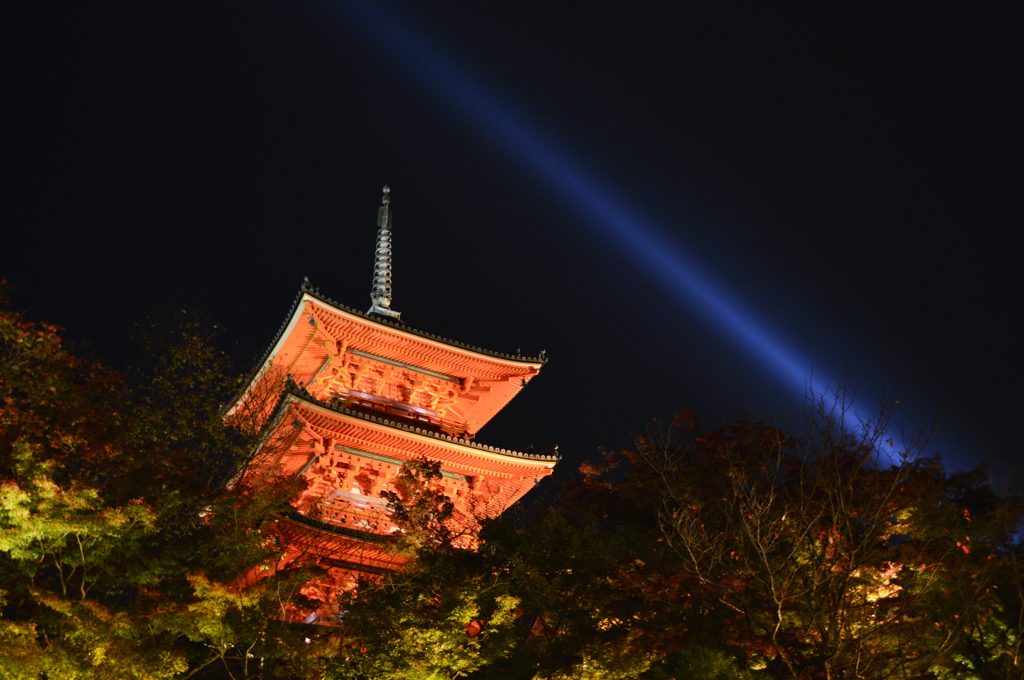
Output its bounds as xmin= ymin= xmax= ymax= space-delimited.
xmin=0 ymin=292 xmax=334 ymax=679
xmin=329 ymin=454 xmax=721 ymax=680
xmin=328 ymin=458 xmax=521 ymax=680
xmin=631 ymin=396 xmax=1024 ymax=679
xmin=6 ymin=281 xmax=1023 ymax=679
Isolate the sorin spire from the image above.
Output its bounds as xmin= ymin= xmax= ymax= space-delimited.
xmin=368 ymin=185 xmax=402 ymax=320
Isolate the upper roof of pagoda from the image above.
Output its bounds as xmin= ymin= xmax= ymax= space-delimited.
xmin=233 ymin=280 xmax=546 ymax=438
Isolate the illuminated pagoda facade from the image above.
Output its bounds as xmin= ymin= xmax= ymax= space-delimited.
xmin=230 ymin=187 xmax=557 ymax=623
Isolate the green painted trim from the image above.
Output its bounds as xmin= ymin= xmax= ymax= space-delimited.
xmin=335 ymin=445 xmax=466 ymax=481
xmin=347 ymin=348 xmax=461 ymax=384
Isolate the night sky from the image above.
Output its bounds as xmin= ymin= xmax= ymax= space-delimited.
xmin=4 ymin=3 xmax=1022 ymax=479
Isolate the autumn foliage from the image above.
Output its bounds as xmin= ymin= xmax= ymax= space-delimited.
xmin=335 ymin=412 xmax=1024 ymax=679
xmin=0 ymin=290 xmax=332 ymax=678
xmin=3 ymin=287 xmax=1023 ymax=679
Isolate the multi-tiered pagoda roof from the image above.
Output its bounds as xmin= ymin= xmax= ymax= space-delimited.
xmin=230 ymin=187 xmax=556 ymax=624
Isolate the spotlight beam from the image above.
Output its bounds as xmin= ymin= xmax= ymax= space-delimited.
xmin=330 ymin=2 xmax=893 ymax=446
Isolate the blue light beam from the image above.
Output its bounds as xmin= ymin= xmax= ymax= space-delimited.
xmin=329 ymin=2 xmax=897 ymax=449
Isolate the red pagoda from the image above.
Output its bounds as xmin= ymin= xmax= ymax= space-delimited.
xmin=229 ymin=186 xmax=557 ymax=623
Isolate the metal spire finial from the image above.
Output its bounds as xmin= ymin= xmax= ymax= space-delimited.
xmin=368 ymin=185 xmax=402 ymax=321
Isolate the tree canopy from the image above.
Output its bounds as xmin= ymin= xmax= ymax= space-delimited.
xmin=2 ymin=291 xmax=1023 ymax=679
xmin=0 ymin=293 xmax=333 ymax=678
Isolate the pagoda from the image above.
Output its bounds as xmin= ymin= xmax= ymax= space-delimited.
xmin=230 ymin=187 xmax=557 ymax=624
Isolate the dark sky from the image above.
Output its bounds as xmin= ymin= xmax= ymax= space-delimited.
xmin=4 ymin=3 xmax=1022 ymax=479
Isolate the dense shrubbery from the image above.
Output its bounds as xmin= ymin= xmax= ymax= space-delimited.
xmin=3 ymin=293 xmax=1023 ymax=679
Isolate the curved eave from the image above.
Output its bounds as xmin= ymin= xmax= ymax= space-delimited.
xmin=281 ymin=511 xmax=394 ymax=545
xmin=232 ymin=282 xmax=545 ymax=417
xmin=262 ymin=283 xmax=543 ymax=374
xmin=282 ymin=386 xmax=558 ymax=468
